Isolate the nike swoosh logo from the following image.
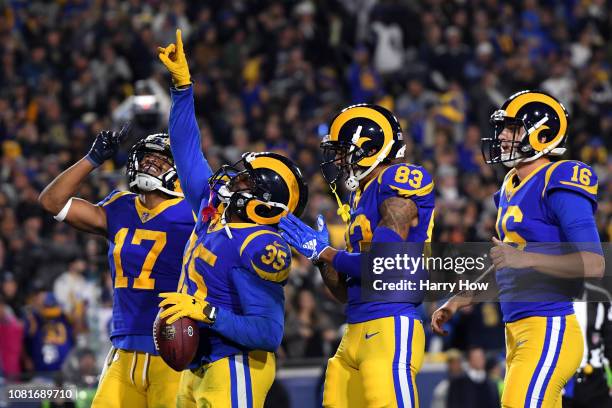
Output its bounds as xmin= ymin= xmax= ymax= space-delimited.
xmin=365 ymin=331 xmax=380 ymax=340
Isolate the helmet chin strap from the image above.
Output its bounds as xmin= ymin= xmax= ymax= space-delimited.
xmin=130 ymin=170 xmax=182 ymax=197
xmin=345 ymin=140 xmax=395 ymax=192
xmin=216 ymin=185 xmax=289 ymax=238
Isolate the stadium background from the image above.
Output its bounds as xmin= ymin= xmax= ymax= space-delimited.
xmin=0 ymin=0 xmax=610 ymax=407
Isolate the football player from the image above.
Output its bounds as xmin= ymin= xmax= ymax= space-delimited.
xmin=157 ymin=30 xmax=309 ymax=407
xmin=39 ymin=128 xmax=195 ymax=407
xmin=278 ymin=104 xmax=435 ymax=407
xmin=432 ymin=90 xmax=605 ymax=408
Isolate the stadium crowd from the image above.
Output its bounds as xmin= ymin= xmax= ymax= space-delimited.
xmin=0 ymin=0 xmax=610 ymax=404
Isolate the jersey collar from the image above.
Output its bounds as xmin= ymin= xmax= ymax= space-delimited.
xmin=503 ymin=161 xmax=552 ymax=199
xmin=135 ymin=196 xmax=183 ymax=223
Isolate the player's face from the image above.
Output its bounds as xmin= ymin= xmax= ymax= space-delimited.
xmin=228 ymin=173 xmax=253 ymax=193
xmin=498 ymin=125 xmax=524 ymax=154
xmin=140 ymin=152 xmax=172 ymax=177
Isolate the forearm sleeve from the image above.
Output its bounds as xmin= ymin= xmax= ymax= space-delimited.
xmin=548 ymin=190 xmax=602 ymax=254
xmin=211 ymin=267 xmax=285 ymax=351
xmin=169 ymin=86 xmax=213 ymax=213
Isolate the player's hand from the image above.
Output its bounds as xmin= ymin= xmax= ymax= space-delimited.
xmin=157 ymin=29 xmax=191 ymax=87
xmin=279 ymin=213 xmax=330 ymax=261
xmin=86 ymin=122 xmax=131 ymax=168
xmin=490 ymin=237 xmax=532 ymax=270
xmin=431 ymin=306 xmax=453 ymax=336
xmin=158 ymin=292 xmax=216 ymax=324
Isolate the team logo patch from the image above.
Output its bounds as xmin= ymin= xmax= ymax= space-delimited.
xmin=161 ymin=325 xmax=176 ymax=341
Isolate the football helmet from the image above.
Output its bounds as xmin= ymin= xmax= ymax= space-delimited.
xmin=209 ymin=152 xmax=308 ymax=236
xmin=482 ymin=90 xmax=569 ymax=167
xmin=321 ymin=104 xmax=405 ymax=191
xmin=127 ymin=133 xmax=183 ymax=197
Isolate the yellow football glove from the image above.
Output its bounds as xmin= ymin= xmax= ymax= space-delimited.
xmin=158 ymin=292 xmax=216 ymax=324
xmin=157 ymin=29 xmax=191 ymax=87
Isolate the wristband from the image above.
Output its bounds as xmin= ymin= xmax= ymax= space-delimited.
xmin=54 ymin=198 xmax=73 ymax=222
xmin=204 ymin=304 xmax=217 ymax=323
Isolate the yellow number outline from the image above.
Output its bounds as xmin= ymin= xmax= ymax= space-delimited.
xmin=570 ymin=164 xmax=592 ymax=185
xmin=112 ymin=228 xmax=168 ymax=290
xmin=394 ymin=166 xmax=423 ymax=189
xmin=500 ymin=205 xmax=526 ymax=250
xmin=132 ymin=230 xmax=167 ymax=289
xmin=346 ymin=214 xmax=373 ymax=252
xmin=187 ymin=243 xmax=217 ymax=300
xmin=261 ymin=243 xmax=288 ymax=271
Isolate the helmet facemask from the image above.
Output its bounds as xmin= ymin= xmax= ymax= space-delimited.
xmin=127 ymin=135 xmax=182 ymax=197
xmin=320 ymin=128 xmax=396 ymax=192
xmin=320 ymin=140 xmax=367 ymax=188
xmin=482 ymin=110 xmax=528 ymax=168
xmin=208 ymin=153 xmax=293 ymax=238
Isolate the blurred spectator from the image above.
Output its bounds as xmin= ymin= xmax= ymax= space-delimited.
xmin=23 ymin=292 xmax=75 ymax=378
xmin=431 ymin=348 xmax=464 ymax=408
xmin=284 ymin=287 xmax=336 ymax=358
xmin=62 ymin=347 xmax=98 ymax=388
xmin=447 ymin=347 xmax=499 ymax=408
xmin=53 ymin=257 xmax=95 ymax=336
xmin=61 ymin=347 xmax=98 ymax=407
xmin=348 ymin=45 xmax=383 ymax=104
xmin=0 ymin=293 xmax=23 ymax=380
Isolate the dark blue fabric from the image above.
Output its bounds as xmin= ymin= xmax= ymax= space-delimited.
xmin=211 ymin=267 xmax=284 ymax=352
xmin=169 ymin=86 xmax=213 ymax=213
xmin=333 ymin=226 xmax=404 ymax=279
xmin=548 ymin=189 xmax=602 ymax=253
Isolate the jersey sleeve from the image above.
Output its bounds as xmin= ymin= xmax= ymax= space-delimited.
xmin=169 ymin=86 xmax=213 ymax=213
xmin=542 ymin=160 xmax=598 ymax=210
xmin=377 ymin=164 xmax=435 ymax=210
xmin=96 ymin=189 xmax=131 ymax=207
xmin=211 ymin=265 xmax=285 ymax=351
xmin=239 ymin=229 xmax=292 ymax=285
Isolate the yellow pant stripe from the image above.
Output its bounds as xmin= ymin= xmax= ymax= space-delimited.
xmin=525 ymin=316 xmax=565 ymax=407
xmin=177 ymin=351 xmax=274 ymax=408
xmin=502 ymin=315 xmax=583 ymax=408
xmin=323 ymin=316 xmax=424 ymax=408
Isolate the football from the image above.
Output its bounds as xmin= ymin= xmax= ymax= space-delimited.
xmin=153 ymin=310 xmax=199 ymax=371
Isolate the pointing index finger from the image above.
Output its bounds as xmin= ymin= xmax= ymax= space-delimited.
xmin=176 ymin=29 xmax=183 ymax=53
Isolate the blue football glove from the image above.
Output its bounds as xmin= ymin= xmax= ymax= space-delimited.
xmin=279 ymin=213 xmax=330 ymax=261
xmin=86 ymin=122 xmax=131 ymax=167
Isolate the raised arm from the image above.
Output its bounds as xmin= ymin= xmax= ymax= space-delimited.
xmin=38 ymin=127 xmax=128 ymax=235
xmin=158 ymin=29 xmax=212 ymax=213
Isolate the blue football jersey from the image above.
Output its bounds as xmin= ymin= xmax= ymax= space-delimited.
xmin=494 ymin=160 xmax=598 ymax=322
xmin=344 ymin=163 xmax=435 ymax=323
xmin=178 ymin=217 xmax=291 ymax=365
xmin=98 ymin=190 xmax=195 ymax=353
xmin=24 ymin=311 xmax=74 ymax=372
